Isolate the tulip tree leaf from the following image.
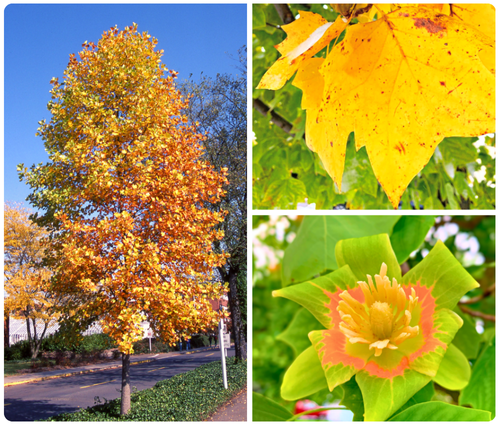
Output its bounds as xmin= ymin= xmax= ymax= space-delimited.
xmin=282 ymin=215 xmax=399 ymax=286
xmin=460 ymin=336 xmax=496 ymax=418
xmin=389 ymin=401 xmax=491 ymax=421
xmin=340 ymin=375 xmax=364 ymax=421
xmin=260 ymin=5 xmax=495 ymax=208
xmin=281 ymin=345 xmax=328 ymax=400
xmin=389 ymin=216 xmax=435 ymax=264
xmin=451 ymin=307 xmax=482 ymax=359
xmin=252 ymin=392 xmax=293 ymax=421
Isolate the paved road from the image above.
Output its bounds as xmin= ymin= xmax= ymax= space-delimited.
xmin=5 ymin=347 xmax=234 ymax=421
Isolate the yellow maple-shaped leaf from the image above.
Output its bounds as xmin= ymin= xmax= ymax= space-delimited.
xmin=312 ymin=5 xmax=495 ymax=207
xmin=257 ymin=11 xmax=348 ymax=90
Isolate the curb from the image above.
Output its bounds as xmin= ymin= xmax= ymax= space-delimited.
xmin=4 ymin=346 xmax=215 ymax=387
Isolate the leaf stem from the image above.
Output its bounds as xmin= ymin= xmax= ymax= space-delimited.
xmin=286 ymin=407 xmax=348 ymax=421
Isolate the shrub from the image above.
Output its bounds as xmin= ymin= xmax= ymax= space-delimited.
xmin=190 ymin=334 xmax=210 ymax=348
xmin=41 ymin=333 xmax=117 ymax=354
xmin=132 ymin=339 xmax=171 ymax=355
xmin=45 ymin=357 xmax=247 ymax=421
xmin=5 ymin=340 xmax=31 ymax=361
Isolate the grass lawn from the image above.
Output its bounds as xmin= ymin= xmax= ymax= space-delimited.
xmin=4 ymin=359 xmax=56 ymax=376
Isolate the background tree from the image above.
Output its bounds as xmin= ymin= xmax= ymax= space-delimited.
xmin=181 ymin=49 xmax=247 ymax=359
xmin=4 ymin=202 xmax=60 ymax=358
xmin=253 ymin=4 xmax=495 ymax=210
xmin=19 ymin=24 xmax=228 ymax=415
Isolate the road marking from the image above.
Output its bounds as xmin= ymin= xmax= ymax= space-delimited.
xmin=5 ymin=403 xmax=11 ymax=406
xmin=147 ymin=367 xmax=166 ymax=373
xmin=80 ymin=379 xmax=116 ymax=389
xmin=205 ymin=353 xmax=215 ymax=357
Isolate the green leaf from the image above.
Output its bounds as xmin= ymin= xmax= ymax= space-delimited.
xmin=439 ymin=136 xmax=479 ymax=167
xmin=274 ymin=265 xmax=357 ymax=329
xmin=281 ymin=345 xmax=328 ymax=400
xmin=390 ymin=381 xmax=435 ymax=418
xmin=402 ymin=240 xmax=479 ymax=310
xmin=460 ymin=336 xmax=495 ymax=418
xmin=277 ymin=308 xmax=323 ymax=357
xmin=389 ymin=401 xmax=491 ymax=421
xmin=335 ymin=233 xmax=401 ymax=282
xmin=356 ymin=368 xmax=431 ymax=421
xmin=252 ymin=6 xmax=268 ymax=31
xmin=252 ymin=392 xmax=293 ymax=421
xmin=340 ymin=375 xmax=364 ymax=421
xmin=433 ymin=343 xmax=471 ymax=390
xmin=282 ymin=216 xmax=399 ymax=286
xmin=390 ymin=216 xmax=435 ymax=264
xmin=451 ymin=307 xmax=482 ymax=359
xmin=445 ymin=183 xmax=460 ymax=209
xmin=262 ymin=177 xmax=308 ymax=209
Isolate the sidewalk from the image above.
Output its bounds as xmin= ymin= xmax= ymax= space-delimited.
xmin=206 ymin=387 xmax=247 ymax=422
xmin=4 ymin=345 xmax=215 ymax=387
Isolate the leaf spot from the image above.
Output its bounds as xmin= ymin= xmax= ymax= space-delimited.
xmin=413 ymin=17 xmax=446 ymax=35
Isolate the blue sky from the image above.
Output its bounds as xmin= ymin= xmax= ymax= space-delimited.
xmin=4 ymin=3 xmax=247 ymax=208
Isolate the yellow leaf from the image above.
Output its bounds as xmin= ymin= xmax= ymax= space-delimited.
xmin=257 ymin=12 xmax=348 ymax=90
xmin=298 ymin=5 xmax=495 ymax=207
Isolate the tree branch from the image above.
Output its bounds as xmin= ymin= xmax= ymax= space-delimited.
xmin=253 ymin=98 xmax=294 ymax=134
xmin=274 ymin=4 xmax=295 ymax=24
xmin=459 ymin=305 xmax=495 ymax=322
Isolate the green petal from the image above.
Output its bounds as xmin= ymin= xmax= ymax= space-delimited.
xmin=335 ymin=233 xmax=401 ymax=282
xmin=282 ymin=216 xmax=400 ymax=286
xmin=402 ymin=240 xmax=479 ymax=310
xmin=389 ymin=401 xmax=491 ymax=421
xmin=356 ymin=368 xmax=431 ymax=421
xmin=433 ymin=343 xmax=471 ymax=390
xmin=276 ymin=308 xmax=323 ymax=357
xmin=410 ymin=308 xmax=463 ymax=377
xmin=281 ymin=345 xmax=328 ymax=400
xmin=273 ymin=265 xmax=357 ymax=329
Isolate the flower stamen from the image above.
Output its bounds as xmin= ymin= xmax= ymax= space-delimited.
xmin=337 ymin=263 xmax=419 ymax=357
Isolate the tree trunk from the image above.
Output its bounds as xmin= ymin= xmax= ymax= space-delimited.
xmin=227 ymin=266 xmax=247 ymax=360
xmin=120 ymin=352 xmax=131 ymax=416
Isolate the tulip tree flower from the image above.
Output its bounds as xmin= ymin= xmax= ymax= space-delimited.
xmin=274 ymin=234 xmax=479 ymax=421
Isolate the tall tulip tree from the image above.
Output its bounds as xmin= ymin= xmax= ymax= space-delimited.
xmin=19 ymin=24 xmax=228 ymax=415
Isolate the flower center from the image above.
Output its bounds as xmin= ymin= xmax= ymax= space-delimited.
xmin=337 ymin=263 xmax=419 ymax=357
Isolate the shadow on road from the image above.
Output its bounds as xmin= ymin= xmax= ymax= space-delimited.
xmin=5 ymin=397 xmax=77 ymax=421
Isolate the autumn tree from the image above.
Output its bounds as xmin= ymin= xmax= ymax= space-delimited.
xmin=253 ymin=4 xmax=495 ymax=209
xmin=4 ymin=202 xmax=59 ymax=358
xmin=181 ymin=50 xmax=247 ymax=359
xmin=19 ymin=24 xmax=228 ymax=415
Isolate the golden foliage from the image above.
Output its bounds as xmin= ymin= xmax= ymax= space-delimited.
xmin=23 ymin=24 xmax=229 ymax=354
xmin=258 ymin=4 xmax=495 ymax=207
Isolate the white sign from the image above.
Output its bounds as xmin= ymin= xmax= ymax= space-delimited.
xmin=146 ymin=329 xmax=153 ymax=338
xmin=222 ymin=333 xmax=230 ymax=348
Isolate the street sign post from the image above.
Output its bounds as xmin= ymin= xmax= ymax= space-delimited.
xmin=147 ymin=329 xmax=153 ymax=352
xmin=222 ymin=333 xmax=230 ymax=357
xmin=218 ymin=319 xmax=228 ymax=389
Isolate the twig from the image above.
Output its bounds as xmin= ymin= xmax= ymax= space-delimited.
xmin=274 ymin=4 xmax=295 ymax=24
xmin=459 ymin=305 xmax=495 ymax=322
xmin=459 ymin=284 xmax=495 ymax=305
xmin=253 ymin=99 xmax=294 ymax=134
